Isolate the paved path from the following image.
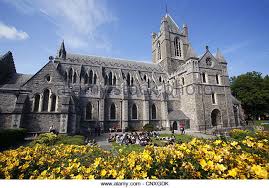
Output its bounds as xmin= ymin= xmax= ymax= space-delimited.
xmin=95 ymin=133 xmax=112 ymax=150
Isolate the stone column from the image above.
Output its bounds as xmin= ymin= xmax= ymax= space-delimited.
xmin=60 ymin=114 xmax=68 ymax=133
xmin=161 ymin=100 xmax=169 ymax=130
xmin=143 ymin=99 xmax=149 ymax=125
xmin=122 ymin=99 xmax=128 ymax=132
xmin=39 ymin=94 xmax=43 ymax=112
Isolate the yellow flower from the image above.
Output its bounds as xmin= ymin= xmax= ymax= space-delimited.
xmin=74 ymin=174 xmax=83 ymax=179
xmin=200 ymin=159 xmax=207 ymax=168
xmin=231 ymin=141 xmax=238 ymax=147
xmin=228 ymin=168 xmax=237 ymax=178
xmin=88 ymin=175 xmax=95 ymax=179
xmin=214 ymin=140 xmax=222 ymax=145
xmin=101 ymin=169 xmax=107 ymax=177
xmin=251 ymin=165 xmax=268 ymax=179
xmin=110 ymin=169 xmax=117 ymax=178
xmin=136 ymin=165 xmax=142 ymax=171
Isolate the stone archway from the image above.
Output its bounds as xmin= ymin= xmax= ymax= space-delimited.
xmin=211 ymin=109 xmax=222 ymax=127
xmin=172 ymin=121 xmax=178 ymax=130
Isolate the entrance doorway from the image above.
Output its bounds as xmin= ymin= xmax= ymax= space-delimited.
xmin=172 ymin=121 xmax=178 ymax=130
xmin=211 ymin=109 xmax=222 ymax=127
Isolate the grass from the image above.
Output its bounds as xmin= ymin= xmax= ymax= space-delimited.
xmin=254 ymin=120 xmax=269 ymax=131
xmin=56 ymin=135 xmax=85 ymax=145
xmin=111 ymin=133 xmax=193 ymax=154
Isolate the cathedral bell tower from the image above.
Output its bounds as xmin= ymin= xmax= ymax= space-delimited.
xmin=152 ymin=14 xmax=189 ymax=74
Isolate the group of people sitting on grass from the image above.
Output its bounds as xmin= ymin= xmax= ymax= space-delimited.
xmin=108 ymin=131 xmax=179 ymax=146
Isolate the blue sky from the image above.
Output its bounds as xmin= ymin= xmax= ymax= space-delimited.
xmin=0 ymin=0 xmax=269 ymax=76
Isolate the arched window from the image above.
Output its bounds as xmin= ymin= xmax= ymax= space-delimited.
xmin=94 ymin=74 xmax=97 ymax=84
xmin=105 ymin=75 xmax=108 ymax=85
xmin=159 ymin=76 xmax=162 ymax=83
xmin=174 ymin=37 xmax=181 ymax=57
xmin=89 ymin=70 xmax=93 ymax=84
xmin=73 ymin=72 xmax=77 ymax=83
xmin=151 ymin=104 xmax=156 ymax=120
xmin=212 ymin=93 xmax=217 ymax=104
xmin=50 ymin=94 xmax=57 ymax=112
xmin=131 ymin=77 xmax=134 ymax=86
xmin=85 ymin=74 xmax=88 ymax=84
xmin=108 ymin=72 xmax=113 ymax=85
xmin=144 ymin=75 xmax=147 ymax=81
xmin=147 ymin=79 xmax=150 ymax=88
xmin=110 ymin=103 xmax=116 ymax=120
xmin=68 ymin=68 xmax=73 ymax=83
xmin=216 ymin=74 xmax=221 ymax=85
xmin=202 ymin=73 xmax=207 ymax=83
xmin=132 ymin=104 xmax=138 ymax=119
xmin=127 ymin=73 xmax=131 ymax=86
xmin=157 ymin=41 xmax=161 ymax=60
xmin=113 ymin=75 xmax=117 ymax=86
xmin=86 ymin=102 xmax=92 ymax=120
xmin=33 ymin=94 xmax=40 ymax=112
xmin=42 ymin=89 xmax=50 ymax=111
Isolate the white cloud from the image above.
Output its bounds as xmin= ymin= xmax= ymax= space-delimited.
xmin=0 ymin=22 xmax=29 ymax=40
xmin=5 ymin=0 xmax=116 ymax=50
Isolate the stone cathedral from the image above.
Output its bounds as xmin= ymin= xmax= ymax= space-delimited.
xmin=0 ymin=14 xmax=245 ymax=134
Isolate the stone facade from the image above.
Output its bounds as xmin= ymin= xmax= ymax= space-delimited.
xmin=0 ymin=14 xmax=245 ymax=134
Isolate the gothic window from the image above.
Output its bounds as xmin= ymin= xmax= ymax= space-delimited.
xmin=86 ymin=102 xmax=92 ymax=120
xmin=202 ymin=73 xmax=207 ymax=83
xmin=94 ymin=74 xmax=97 ymax=84
xmin=182 ymin=77 xmax=185 ymax=85
xmin=89 ymin=70 xmax=93 ymax=84
xmin=113 ymin=75 xmax=117 ymax=86
xmin=216 ymin=75 xmax=220 ymax=85
xmin=212 ymin=93 xmax=217 ymax=104
xmin=159 ymin=76 xmax=162 ymax=83
xmin=157 ymin=41 xmax=161 ymax=60
xmin=148 ymin=79 xmax=150 ymax=88
xmin=50 ymin=94 xmax=57 ymax=112
xmin=131 ymin=77 xmax=134 ymax=86
xmin=33 ymin=94 xmax=40 ymax=112
xmin=108 ymin=72 xmax=113 ymax=85
xmin=42 ymin=89 xmax=50 ymax=111
xmin=110 ymin=103 xmax=116 ymax=120
xmin=144 ymin=75 xmax=147 ymax=81
xmin=151 ymin=104 xmax=157 ymax=120
xmin=73 ymin=72 xmax=77 ymax=83
xmin=105 ymin=75 xmax=108 ymax=85
xmin=85 ymin=74 xmax=88 ymax=84
xmin=68 ymin=68 xmax=73 ymax=84
xmin=174 ymin=37 xmax=181 ymax=57
xmin=127 ymin=73 xmax=131 ymax=86
xmin=132 ymin=104 xmax=138 ymax=119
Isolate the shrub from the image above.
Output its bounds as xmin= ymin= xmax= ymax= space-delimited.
xmin=0 ymin=128 xmax=27 ymax=149
xmin=29 ymin=133 xmax=58 ymax=146
xmin=56 ymin=135 xmax=84 ymax=145
xmin=143 ymin=123 xmax=155 ymax=132
xmin=29 ymin=133 xmax=85 ymax=146
xmin=229 ymin=128 xmax=253 ymax=140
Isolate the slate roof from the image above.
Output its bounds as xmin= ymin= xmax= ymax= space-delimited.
xmin=64 ymin=53 xmax=165 ymax=73
xmin=163 ymin=14 xmax=180 ymax=33
xmin=168 ymin=110 xmax=189 ymax=120
xmin=0 ymin=73 xmax=32 ymax=89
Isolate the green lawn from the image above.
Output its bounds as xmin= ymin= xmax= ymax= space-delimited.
xmin=254 ymin=120 xmax=269 ymax=130
xmin=111 ymin=133 xmax=193 ymax=154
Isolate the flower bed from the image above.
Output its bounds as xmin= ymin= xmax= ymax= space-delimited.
xmin=0 ymin=133 xmax=268 ymax=179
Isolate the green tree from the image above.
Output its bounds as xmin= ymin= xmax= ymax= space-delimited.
xmin=230 ymin=71 xmax=269 ymax=120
